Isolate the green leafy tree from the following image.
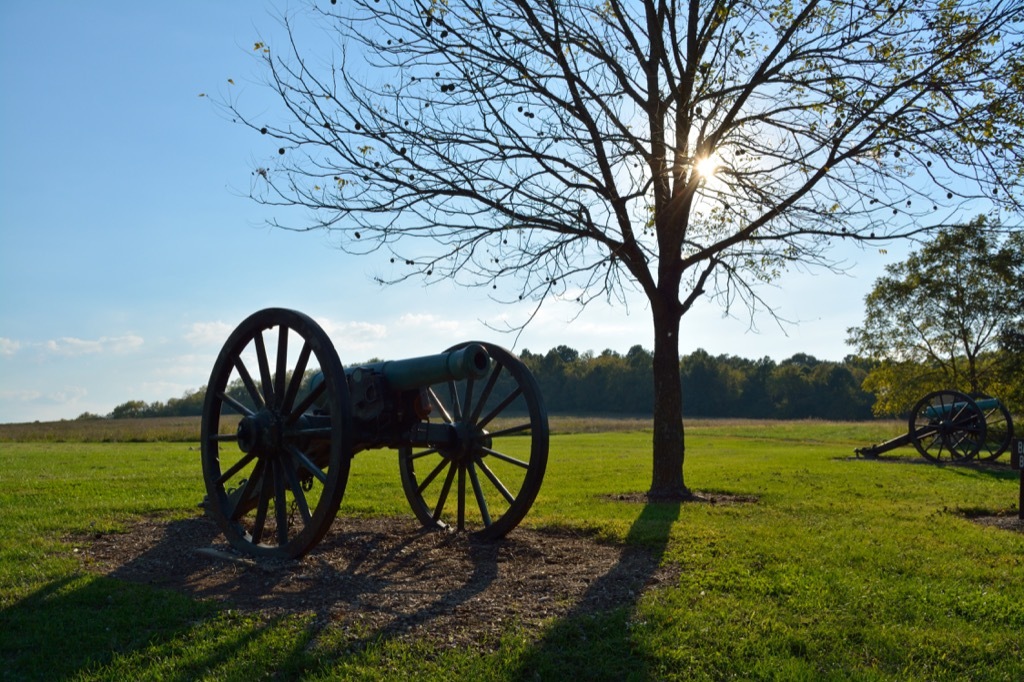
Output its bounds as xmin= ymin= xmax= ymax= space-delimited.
xmin=222 ymin=0 xmax=1023 ymax=498
xmin=998 ymin=327 xmax=1024 ymax=411
xmin=108 ymin=400 xmax=151 ymax=420
xmin=847 ymin=219 xmax=1024 ymax=414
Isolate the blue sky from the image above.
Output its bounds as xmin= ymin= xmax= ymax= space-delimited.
xmin=0 ymin=2 xmax=918 ymax=424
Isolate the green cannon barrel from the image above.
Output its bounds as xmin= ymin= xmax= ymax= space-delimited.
xmin=307 ymin=344 xmax=491 ymax=409
xmin=355 ymin=344 xmax=491 ymax=392
xmin=922 ymin=397 xmax=1000 ymax=420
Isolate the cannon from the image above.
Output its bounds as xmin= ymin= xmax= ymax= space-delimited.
xmin=855 ymin=390 xmax=1014 ymax=462
xmin=200 ymin=308 xmax=548 ymax=560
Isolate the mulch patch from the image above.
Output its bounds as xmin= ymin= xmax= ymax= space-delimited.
xmin=603 ymin=491 xmax=759 ymax=505
xmin=968 ymin=514 xmax=1024 ymax=532
xmin=75 ymin=512 xmax=679 ymax=649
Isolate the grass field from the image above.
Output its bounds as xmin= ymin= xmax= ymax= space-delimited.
xmin=1 ymin=418 xmax=1022 ymax=680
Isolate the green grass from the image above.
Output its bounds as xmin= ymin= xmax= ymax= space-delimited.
xmin=2 ymin=420 xmax=1022 ymax=680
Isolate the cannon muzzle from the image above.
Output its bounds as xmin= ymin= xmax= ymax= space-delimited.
xmin=367 ymin=343 xmax=491 ymax=391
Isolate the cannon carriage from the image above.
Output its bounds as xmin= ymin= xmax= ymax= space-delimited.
xmin=855 ymin=389 xmax=1014 ymax=462
xmin=201 ymin=308 xmax=548 ymax=560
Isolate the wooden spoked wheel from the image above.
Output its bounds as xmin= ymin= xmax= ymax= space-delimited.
xmin=201 ymin=308 xmax=351 ymax=559
xmin=970 ymin=392 xmax=1014 ymax=461
xmin=909 ymin=390 xmax=986 ymax=462
xmin=398 ymin=342 xmax=548 ymax=539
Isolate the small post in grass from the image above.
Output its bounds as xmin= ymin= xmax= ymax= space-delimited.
xmin=1012 ymin=438 xmax=1024 ymax=520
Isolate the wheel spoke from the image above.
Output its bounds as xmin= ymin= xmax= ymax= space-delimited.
xmin=287 ymin=444 xmax=328 ymax=484
xmin=409 ymin=447 xmax=440 ymax=460
xmin=477 ymin=458 xmax=516 ymax=505
xmin=976 ymin=394 xmax=1013 ymax=459
xmin=469 ymin=363 xmax=502 ymax=423
xmin=253 ymin=332 xmax=275 ymax=408
xmin=482 ymin=447 xmax=530 ymax=469
xmin=251 ymin=470 xmax=273 ymax=543
xmin=478 ymin=385 xmax=524 ymax=430
xmin=228 ymin=461 xmax=264 ymax=520
xmin=273 ymin=459 xmax=289 ymax=545
xmin=457 ymin=464 xmax=466 ymax=531
xmin=951 ymin=430 xmax=978 ymax=458
xmin=448 ymin=380 xmax=463 ymax=421
xmin=286 ymin=426 xmax=333 ymax=438
xmin=218 ymin=391 xmax=255 ymax=418
xmin=282 ymin=458 xmax=312 ymax=524
xmin=462 ymin=376 xmax=475 ymax=424
xmin=417 ymin=456 xmax=451 ymax=494
xmin=432 ymin=462 xmax=458 ymax=521
xmin=281 ymin=341 xmax=312 ymax=415
xmin=289 ymin=380 xmax=327 ymax=420
xmin=233 ymin=359 xmax=265 ymax=411
xmin=274 ymin=326 xmax=288 ymax=409
xmin=468 ymin=462 xmax=491 ymax=527
xmin=426 ymin=386 xmax=455 ymax=423
xmin=215 ymin=451 xmax=256 ymax=486
xmin=484 ymin=422 xmax=533 ymax=438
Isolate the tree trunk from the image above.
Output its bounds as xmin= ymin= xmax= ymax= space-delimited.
xmin=648 ymin=303 xmax=689 ymax=500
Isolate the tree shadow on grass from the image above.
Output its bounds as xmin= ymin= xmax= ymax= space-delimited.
xmin=0 ymin=573 xmax=218 ymax=681
xmin=511 ymin=499 xmax=681 ymax=681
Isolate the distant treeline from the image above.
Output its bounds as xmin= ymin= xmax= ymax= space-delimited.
xmin=518 ymin=346 xmax=874 ymax=420
xmin=93 ymin=345 xmax=876 ymax=421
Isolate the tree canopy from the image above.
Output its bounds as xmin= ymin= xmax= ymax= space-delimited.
xmin=848 ymin=218 xmax=1024 ymax=414
xmin=221 ymin=0 xmax=1024 ymax=497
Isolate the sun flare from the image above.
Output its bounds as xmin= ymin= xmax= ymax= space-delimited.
xmin=694 ymin=155 xmax=719 ymax=178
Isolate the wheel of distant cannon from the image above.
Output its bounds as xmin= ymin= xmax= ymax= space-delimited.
xmin=201 ymin=308 xmax=352 ymax=560
xmin=969 ymin=392 xmax=1014 ymax=461
xmin=398 ymin=342 xmax=549 ymax=540
xmin=908 ymin=390 xmax=986 ymax=462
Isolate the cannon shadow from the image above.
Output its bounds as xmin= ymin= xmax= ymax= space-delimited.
xmin=79 ymin=514 xmax=508 ymax=642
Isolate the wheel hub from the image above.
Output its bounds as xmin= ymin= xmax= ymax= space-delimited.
xmin=441 ymin=422 xmax=492 ymax=462
xmin=237 ymin=410 xmax=284 ymax=458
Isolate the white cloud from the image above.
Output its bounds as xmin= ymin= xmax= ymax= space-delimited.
xmin=46 ymin=386 xmax=90 ymax=404
xmin=139 ymin=380 xmax=198 ymax=400
xmin=397 ymin=313 xmax=464 ymax=335
xmin=184 ymin=321 xmax=234 ymax=347
xmin=315 ymin=317 xmax=388 ymax=349
xmin=0 ymin=386 xmax=87 ymax=405
xmin=0 ymin=388 xmax=43 ymax=402
xmin=43 ymin=335 xmax=144 ymax=357
xmin=397 ymin=313 xmax=438 ymax=325
xmin=0 ymin=338 xmax=21 ymax=356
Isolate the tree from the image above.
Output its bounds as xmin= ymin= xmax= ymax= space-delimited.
xmin=998 ymin=325 xmax=1024 ymax=411
xmin=222 ymin=0 xmax=1024 ymax=498
xmin=108 ymin=400 xmax=151 ymax=420
xmin=847 ymin=218 xmax=1024 ymax=414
